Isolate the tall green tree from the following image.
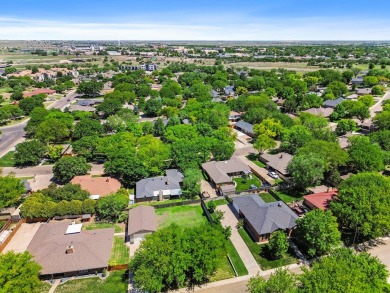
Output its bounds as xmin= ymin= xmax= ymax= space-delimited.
xmin=247 ymin=269 xmax=298 ymax=293
xmin=72 ymin=118 xmax=104 ymax=139
xmin=14 ymin=139 xmax=46 ymax=166
xmin=287 ymin=154 xmax=326 ymax=189
xmin=53 ymin=157 xmax=91 ymax=184
xmin=296 ymin=210 xmax=341 ymax=257
xmin=266 ymin=231 xmax=289 ymax=259
xmin=96 ymin=191 xmax=128 ymax=220
xmin=0 ymin=251 xmax=42 ymax=293
xmin=347 ymin=136 xmax=384 ymax=172
xmin=331 ymin=172 xmax=390 ymax=241
xmin=0 ymin=176 xmax=25 ymax=209
xmin=77 ymin=80 xmax=103 ymax=97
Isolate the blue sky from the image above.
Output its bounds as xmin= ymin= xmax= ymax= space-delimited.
xmin=1 ymin=1 xmax=390 ymax=40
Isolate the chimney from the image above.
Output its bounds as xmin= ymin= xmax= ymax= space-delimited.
xmin=165 ymin=179 xmax=170 ymax=185
xmin=279 ymin=154 xmax=283 ymax=159
xmin=278 ymin=203 xmax=282 ymax=208
xmin=327 ymin=187 xmax=330 ymax=193
xmin=106 ymin=178 xmax=109 ymax=182
xmin=66 ymin=245 xmax=74 ymax=254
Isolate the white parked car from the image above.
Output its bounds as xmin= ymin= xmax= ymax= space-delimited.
xmin=268 ymin=171 xmax=279 ymax=179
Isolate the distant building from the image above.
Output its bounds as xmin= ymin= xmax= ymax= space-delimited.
xmin=323 ymin=97 xmax=344 ymax=108
xmin=23 ymin=88 xmax=56 ymax=98
xmin=351 ymin=77 xmax=363 ymax=85
xmin=119 ymin=64 xmax=158 ymax=72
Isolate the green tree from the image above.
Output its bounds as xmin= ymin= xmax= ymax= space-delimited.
xmin=18 ymin=95 xmax=45 ymax=115
xmin=0 ymin=251 xmax=42 ymax=293
xmin=72 ymin=118 xmax=104 ymax=139
xmin=374 ymin=110 xmax=390 ymax=130
xmin=96 ymin=191 xmax=129 ymax=220
xmin=96 ymin=98 xmax=122 ymax=117
xmin=372 ymin=85 xmax=385 ymax=95
xmin=14 ymin=140 xmax=46 ymax=166
xmin=296 ymin=210 xmax=341 ymax=257
xmin=300 ymin=248 xmax=390 ymax=293
xmin=41 ymin=183 xmax=90 ymax=202
xmin=253 ymin=134 xmax=277 ymax=154
xmin=72 ymin=135 xmax=100 ymax=161
xmin=53 ymin=157 xmax=91 ymax=184
xmin=0 ymin=176 xmax=25 ymax=209
xmin=288 ymin=154 xmax=326 ymax=189
xmin=129 ymin=224 xmax=226 ymax=293
xmin=77 ymin=80 xmax=103 ymax=97
xmin=47 ymin=144 xmax=63 ymax=161
xmin=331 ymin=172 xmax=390 ymax=241
xmin=153 ymin=117 xmax=165 ymax=136
xmin=358 ymin=95 xmax=374 ymax=107
xmin=247 ymin=269 xmax=298 ymax=293
xmin=266 ymin=230 xmax=289 ymax=259
xmin=348 ymin=136 xmax=384 ymax=172
xmin=335 ymin=119 xmax=356 ymax=135
xmin=181 ymin=168 xmax=202 ymax=199
xmin=363 ymin=76 xmax=379 ymax=87
xmin=144 ymin=98 xmax=163 ymax=117
xmin=281 ymin=125 xmax=313 ymax=154
xmin=36 ymin=118 xmax=69 ymax=143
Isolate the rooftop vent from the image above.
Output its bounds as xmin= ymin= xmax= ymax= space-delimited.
xmin=66 ymin=245 xmax=74 ymax=254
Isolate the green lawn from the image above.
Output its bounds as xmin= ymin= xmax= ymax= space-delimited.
xmin=233 ymin=176 xmax=262 ymax=192
xmin=0 ymin=151 xmax=15 ymax=167
xmin=213 ymin=198 xmax=229 ymax=206
xmin=0 ymin=87 xmax=12 ymax=94
xmin=246 ymin=154 xmax=267 ymax=168
xmin=55 ymin=270 xmax=128 ymax=293
xmin=273 ymin=190 xmax=304 ymax=204
xmin=39 ymin=281 xmax=52 ymax=293
xmin=226 ymin=239 xmax=248 ymax=276
xmin=238 ymin=228 xmax=297 ymax=270
xmin=156 ymin=205 xmax=208 ymax=228
xmin=210 ymin=256 xmax=235 ymax=282
xmin=83 ymin=223 xmax=123 ymax=233
xmin=259 ymin=193 xmax=277 ymax=203
xmin=109 ymin=237 xmax=129 ymax=265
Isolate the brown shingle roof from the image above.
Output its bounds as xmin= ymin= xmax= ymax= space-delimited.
xmin=128 ymin=206 xmax=157 ymax=236
xmin=261 ymin=152 xmax=293 ymax=175
xmin=202 ymin=158 xmax=250 ymax=184
xmin=71 ymin=175 xmax=121 ymax=197
xmin=27 ymin=221 xmax=114 ymax=275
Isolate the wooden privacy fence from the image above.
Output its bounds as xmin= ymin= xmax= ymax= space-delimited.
xmin=108 ymin=264 xmax=128 ymax=271
xmin=0 ymin=219 xmax=25 ymax=253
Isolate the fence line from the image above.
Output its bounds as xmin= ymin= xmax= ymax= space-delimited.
xmin=108 ymin=264 xmax=128 ymax=271
xmin=0 ymin=218 xmax=12 ymax=234
xmin=200 ymin=200 xmax=214 ymax=223
xmin=0 ymin=219 xmax=25 ymax=253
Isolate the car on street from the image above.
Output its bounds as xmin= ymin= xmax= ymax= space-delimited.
xmin=268 ymin=171 xmax=279 ymax=179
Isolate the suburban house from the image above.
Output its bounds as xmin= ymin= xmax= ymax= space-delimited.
xmin=70 ymin=175 xmax=121 ymax=199
xmin=224 ymin=85 xmax=235 ymax=96
xmin=233 ymin=194 xmax=298 ymax=242
xmin=27 ymin=221 xmax=114 ymax=278
xmin=302 ymin=107 xmax=334 ymax=118
xmin=324 ymin=97 xmax=344 ymax=108
xmin=303 ymin=190 xmax=338 ymax=211
xmin=356 ymin=88 xmax=372 ymax=96
xmin=260 ymin=152 xmax=293 ymax=181
xmin=135 ymin=169 xmax=183 ymax=202
xmin=229 ymin=111 xmax=241 ymax=122
xmin=127 ymin=206 xmax=157 ymax=243
xmin=235 ymin=121 xmax=255 ymax=137
xmin=23 ymin=88 xmax=56 ymax=98
xmin=202 ymin=158 xmax=251 ymax=195
xmin=351 ymin=77 xmax=364 ymax=85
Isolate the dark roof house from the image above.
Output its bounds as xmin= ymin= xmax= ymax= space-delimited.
xmin=260 ymin=152 xmax=293 ymax=177
xmin=235 ymin=121 xmax=255 ymax=137
xmin=136 ymin=169 xmax=183 ymax=201
xmin=27 ymin=221 xmax=114 ymax=277
xmin=202 ymin=158 xmax=250 ymax=185
xmin=324 ymin=97 xmax=344 ymax=108
xmin=233 ymin=194 xmax=298 ymax=242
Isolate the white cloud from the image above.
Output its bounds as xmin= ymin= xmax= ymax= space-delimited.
xmin=0 ymin=16 xmax=389 ymax=40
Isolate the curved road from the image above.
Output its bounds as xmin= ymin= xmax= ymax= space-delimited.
xmin=0 ymin=90 xmax=79 ymax=158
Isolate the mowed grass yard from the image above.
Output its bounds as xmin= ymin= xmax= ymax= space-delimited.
xmin=238 ymin=228 xmax=297 ymax=270
xmin=109 ymin=237 xmax=129 ymax=265
xmin=155 ymin=205 xmax=208 ymax=228
xmin=233 ymin=176 xmax=262 ymax=192
xmin=83 ymin=222 xmax=124 ymax=233
xmin=55 ymin=270 xmax=128 ymax=293
xmin=39 ymin=281 xmax=51 ymax=293
xmin=0 ymin=151 xmax=15 ymax=167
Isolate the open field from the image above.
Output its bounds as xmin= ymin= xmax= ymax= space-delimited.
xmin=55 ymin=270 xmax=128 ymax=293
xmin=156 ymin=205 xmax=208 ymax=228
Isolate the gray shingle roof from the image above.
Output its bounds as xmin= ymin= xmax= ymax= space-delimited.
xmin=135 ymin=169 xmax=183 ymax=199
xmin=27 ymin=221 xmax=114 ymax=275
xmin=233 ymin=194 xmax=297 ymax=235
xmin=261 ymin=152 xmax=293 ymax=175
xmin=128 ymin=206 xmax=157 ymax=236
xmin=202 ymin=158 xmax=250 ymax=184
xmin=324 ymin=97 xmax=344 ymax=108
xmin=235 ymin=121 xmax=254 ymax=135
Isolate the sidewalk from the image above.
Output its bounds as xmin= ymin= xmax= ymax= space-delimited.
xmin=217 ymin=205 xmax=261 ymax=275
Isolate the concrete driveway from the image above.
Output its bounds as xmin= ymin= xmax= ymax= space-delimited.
xmin=367 ymin=238 xmax=390 ymax=282
xmin=201 ymin=180 xmax=218 ymax=199
xmin=3 ymin=223 xmax=41 ymax=253
xmin=217 ymin=205 xmax=261 ymax=275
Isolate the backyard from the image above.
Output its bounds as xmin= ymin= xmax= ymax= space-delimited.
xmin=247 ymin=154 xmax=266 ymax=168
xmin=0 ymin=151 xmax=15 ymax=167
xmin=233 ymin=176 xmax=262 ymax=192
xmin=55 ymin=270 xmax=128 ymax=293
xmin=109 ymin=236 xmax=129 ymax=265
xmin=155 ymin=205 xmax=208 ymax=228
xmin=82 ymin=222 xmax=124 ymax=233
xmin=258 ymin=193 xmax=277 ymax=203
xmin=238 ymin=227 xmax=297 ymax=270
xmin=273 ymin=189 xmax=305 ymax=204
xmin=39 ymin=282 xmax=51 ymax=293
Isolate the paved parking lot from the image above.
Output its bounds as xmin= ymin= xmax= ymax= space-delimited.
xmin=3 ymin=223 xmax=41 ymax=253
